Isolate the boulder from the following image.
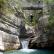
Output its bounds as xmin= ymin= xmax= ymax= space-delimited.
xmin=0 ymin=30 xmax=21 ymax=51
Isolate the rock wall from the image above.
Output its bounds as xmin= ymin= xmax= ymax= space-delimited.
xmin=0 ymin=13 xmax=21 ymax=51
xmin=28 ymin=2 xmax=54 ymax=49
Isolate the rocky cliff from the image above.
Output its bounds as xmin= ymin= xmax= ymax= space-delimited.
xmin=0 ymin=12 xmax=22 ymax=51
xmin=0 ymin=0 xmax=54 ymax=50
xmin=28 ymin=2 xmax=54 ymax=49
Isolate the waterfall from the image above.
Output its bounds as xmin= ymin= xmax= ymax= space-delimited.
xmin=21 ymin=40 xmax=28 ymax=49
xmin=20 ymin=39 xmax=36 ymax=53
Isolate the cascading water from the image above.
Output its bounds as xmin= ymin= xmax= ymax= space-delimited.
xmin=20 ymin=39 xmax=36 ymax=53
xmin=21 ymin=40 xmax=29 ymax=49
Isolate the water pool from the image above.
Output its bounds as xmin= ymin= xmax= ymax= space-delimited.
xmin=4 ymin=49 xmax=54 ymax=54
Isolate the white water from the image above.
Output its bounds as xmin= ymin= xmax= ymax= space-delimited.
xmin=21 ymin=40 xmax=29 ymax=49
xmin=20 ymin=49 xmax=36 ymax=53
xmin=0 ymin=52 xmax=3 ymax=54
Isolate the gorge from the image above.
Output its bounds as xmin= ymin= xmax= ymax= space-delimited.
xmin=0 ymin=0 xmax=54 ymax=54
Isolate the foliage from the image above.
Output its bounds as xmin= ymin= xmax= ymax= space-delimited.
xmin=0 ymin=0 xmax=54 ymax=30
xmin=43 ymin=0 xmax=54 ymax=36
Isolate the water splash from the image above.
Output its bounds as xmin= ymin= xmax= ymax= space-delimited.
xmin=0 ymin=52 xmax=3 ymax=54
xmin=21 ymin=40 xmax=29 ymax=49
xmin=20 ymin=49 xmax=36 ymax=53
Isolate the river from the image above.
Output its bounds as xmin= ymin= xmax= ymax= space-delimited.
xmin=2 ymin=40 xmax=54 ymax=54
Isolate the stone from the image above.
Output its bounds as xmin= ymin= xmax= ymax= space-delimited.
xmin=0 ymin=30 xmax=21 ymax=51
xmin=0 ymin=13 xmax=22 ymax=51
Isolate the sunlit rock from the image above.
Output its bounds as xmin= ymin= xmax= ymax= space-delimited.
xmin=0 ymin=30 xmax=21 ymax=51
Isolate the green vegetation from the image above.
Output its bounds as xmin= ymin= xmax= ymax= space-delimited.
xmin=0 ymin=0 xmax=54 ymax=35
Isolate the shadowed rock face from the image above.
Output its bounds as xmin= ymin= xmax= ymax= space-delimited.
xmin=28 ymin=2 xmax=54 ymax=49
xmin=28 ymin=35 xmax=54 ymax=49
xmin=28 ymin=16 xmax=54 ymax=49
